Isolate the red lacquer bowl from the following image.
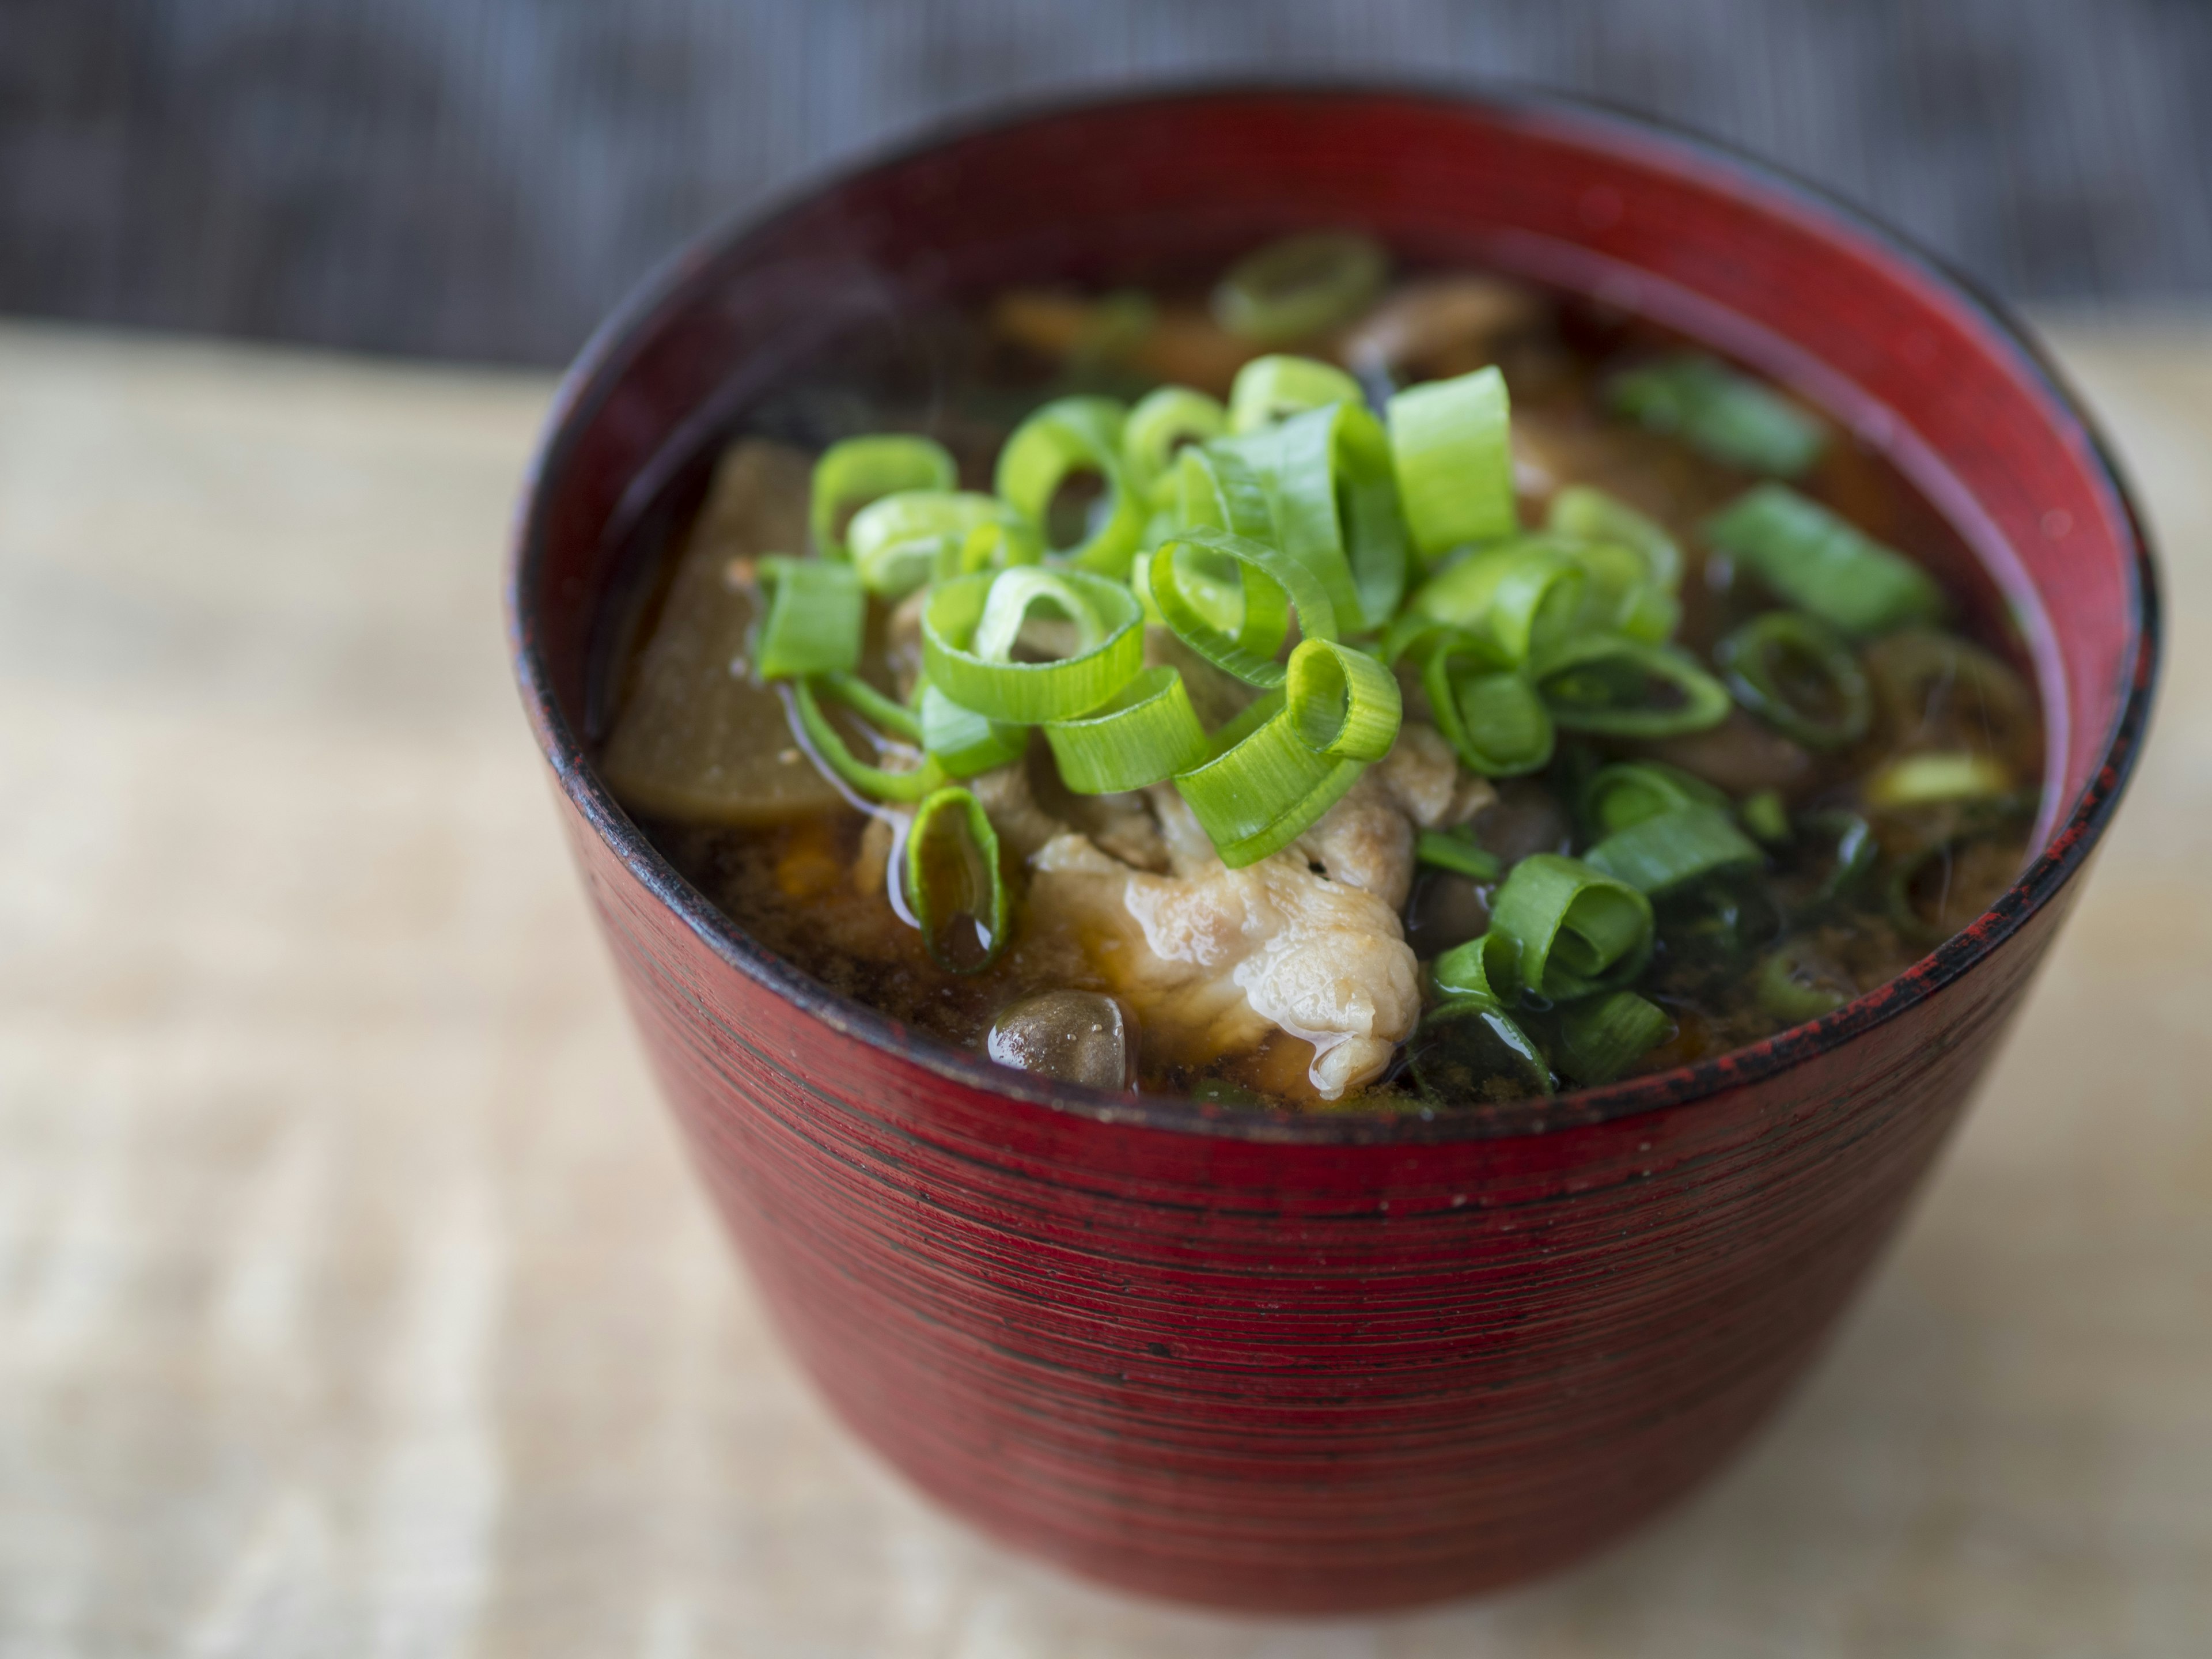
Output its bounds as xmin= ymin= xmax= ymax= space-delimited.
xmin=507 ymin=87 xmax=2158 ymax=1612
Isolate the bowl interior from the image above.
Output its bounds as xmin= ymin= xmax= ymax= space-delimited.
xmin=510 ymin=86 xmax=2155 ymax=1130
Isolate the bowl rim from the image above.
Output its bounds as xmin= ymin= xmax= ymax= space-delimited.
xmin=507 ymin=77 xmax=2161 ymax=1145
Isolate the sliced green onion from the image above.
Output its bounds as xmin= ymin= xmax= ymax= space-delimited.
xmin=946 ymin=513 xmax=1045 ymax=579
xmin=1416 ymin=830 xmax=1501 ymax=882
xmin=752 ymin=555 xmax=863 ymax=680
xmin=994 ymin=396 xmax=1149 ymax=576
xmin=921 ymin=567 xmax=1145 ymax=724
xmin=1584 ymin=804 xmax=1763 ymax=897
xmin=970 ymin=566 xmax=1110 ymax=660
xmin=1123 ymin=386 xmax=1227 ymax=505
xmin=1885 ymin=838 xmax=1976 ymax=945
xmin=1490 ymin=853 xmax=1654 ymax=1001
xmin=1555 ymin=991 xmax=1673 ymax=1086
xmin=1213 ymin=231 xmax=1388 ymax=344
xmin=1147 ymin=528 xmax=1337 ymax=688
xmin=1739 ymin=789 xmax=1792 ymax=844
xmin=1409 ymin=539 xmax=1585 ymax=666
xmin=1388 ymin=365 xmax=1517 ymax=560
xmin=1531 ymin=634 xmax=1732 ymax=737
xmin=1607 ymin=353 xmax=1827 ymax=478
xmin=1863 ymin=751 xmax=2013 ymax=808
xmin=919 ymin=683 xmax=1027 ymax=778
xmin=1714 ymin=610 xmax=1872 ymax=749
xmin=1546 ymin=484 xmax=1683 ymax=593
xmin=1214 ymin=400 xmax=1409 ymax=628
xmin=1755 ymin=940 xmax=1854 ymax=1023
xmin=1434 ymin=665 xmax=1555 ymax=778
xmin=1560 ymin=536 xmax=1679 ymax=643
xmin=1431 ymin=930 xmax=1517 ymax=1002
xmin=1408 ymin=998 xmax=1554 ymax=1105
xmin=1171 ymin=441 xmax=1278 ymax=543
xmin=1286 ymin=638 xmax=1402 ymax=763
xmin=1580 ymin=761 xmax=1730 ymax=837
xmin=1703 ymin=483 xmax=1947 ymax=637
xmin=1172 ymin=690 xmax=1361 ymax=869
xmin=789 ymin=673 xmax=942 ymax=803
xmin=904 ymin=786 xmax=1008 ymax=972
xmin=810 ymin=434 xmax=956 ymax=562
xmin=1227 ymin=354 xmax=1363 ymax=433
xmin=1043 ymin=665 xmax=1209 ymax=793
xmin=847 ymin=490 xmax=1024 ymax=598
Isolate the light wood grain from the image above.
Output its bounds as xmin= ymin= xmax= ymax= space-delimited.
xmin=1 ymin=318 xmax=2206 ymax=1656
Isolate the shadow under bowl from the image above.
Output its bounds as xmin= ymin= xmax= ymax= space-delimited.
xmin=506 ymin=84 xmax=2158 ymax=1613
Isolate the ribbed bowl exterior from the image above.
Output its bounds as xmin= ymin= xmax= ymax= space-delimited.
xmin=512 ymin=89 xmax=2156 ymax=1611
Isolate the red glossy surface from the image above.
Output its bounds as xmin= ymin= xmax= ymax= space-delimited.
xmin=509 ymin=89 xmax=2157 ymax=1611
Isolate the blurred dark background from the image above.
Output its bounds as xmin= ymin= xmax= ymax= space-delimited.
xmin=5 ymin=0 xmax=2210 ymax=366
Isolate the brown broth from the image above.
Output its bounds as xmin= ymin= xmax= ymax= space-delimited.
xmin=598 ymin=270 xmax=2043 ymax=1112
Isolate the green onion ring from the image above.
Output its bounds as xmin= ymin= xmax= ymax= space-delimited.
xmin=1546 ymin=484 xmax=1683 ymax=594
xmin=1431 ymin=662 xmax=1555 ymax=778
xmin=847 ymin=490 xmax=1026 ymax=598
xmin=1147 ymin=527 xmax=1338 ymax=689
xmin=1555 ymin=991 xmax=1675 ymax=1086
xmin=1172 ymin=441 xmax=1278 ymax=543
xmin=1606 ymin=353 xmax=1827 ymax=478
xmin=789 ymin=673 xmax=943 ymax=803
xmin=904 ymin=785 xmax=1009 ymax=972
xmin=919 ymin=683 xmax=1027 ymax=778
xmin=921 ymin=568 xmax=1145 ymax=724
xmin=1431 ymin=929 xmax=1518 ymax=1002
xmin=1388 ymin=365 xmax=1517 ymax=560
xmin=1755 ymin=940 xmax=1854 ymax=1023
xmin=1703 ymin=483 xmax=1947 ymax=637
xmin=1409 ymin=539 xmax=1586 ymax=666
xmin=1490 ymin=853 xmax=1655 ymax=1001
xmin=809 ymin=434 xmax=956 ymax=562
xmin=1562 ymin=535 xmax=1680 ymax=644
xmin=1801 ymin=809 xmax=1878 ymax=901
xmin=1172 ymin=690 xmax=1363 ymax=869
xmin=1529 ymin=634 xmax=1732 ymax=737
xmin=1584 ymin=804 xmax=1764 ymax=897
xmin=1123 ymin=386 xmax=1227 ymax=506
xmin=1217 ymin=399 xmax=1409 ymax=630
xmin=1578 ymin=761 xmax=1731 ymax=838
xmin=993 ymin=396 xmax=1149 ymax=577
xmin=1738 ymin=789 xmax=1793 ymax=845
xmin=1226 ymin=353 xmax=1364 ymax=433
xmin=1714 ymin=610 xmax=1873 ymax=749
xmin=1863 ymin=750 xmax=2013 ymax=809
xmin=1212 ymin=230 xmax=1389 ymax=344
xmin=1286 ymin=638 xmax=1403 ymax=763
xmin=752 ymin=555 xmax=864 ymax=681
xmin=1043 ymin=666 xmax=1210 ymax=794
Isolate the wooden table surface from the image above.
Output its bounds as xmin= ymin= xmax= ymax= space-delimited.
xmin=2 ymin=317 xmax=2206 ymax=1656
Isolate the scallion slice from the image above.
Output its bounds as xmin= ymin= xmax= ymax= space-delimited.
xmin=1755 ymin=939 xmax=1854 ymax=1022
xmin=1555 ymin=991 xmax=1674 ymax=1085
xmin=1714 ymin=610 xmax=1872 ymax=749
xmin=1227 ymin=354 xmax=1363 ymax=433
xmin=1123 ymin=386 xmax=1227 ymax=506
xmin=1147 ymin=528 xmax=1337 ymax=688
xmin=1584 ymin=804 xmax=1763 ymax=897
xmin=1561 ymin=536 xmax=1680 ymax=643
xmin=1579 ymin=761 xmax=1730 ymax=837
xmin=752 ymin=555 xmax=864 ymax=681
xmin=1738 ymin=789 xmax=1793 ymax=845
xmin=1490 ymin=853 xmax=1655 ymax=1001
xmin=919 ymin=683 xmax=1027 ymax=778
xmin=1408 ymin=539 xmax=1586 ymax=666
xmin=847 ymin=490 xmax=1027 ymax=598
xmin=1213 ymin=231 xmax=1388 ymax=344
xmin=994 ymin=396 xmax=1149 ymax=577
xmin=1703 ymin=483 xmax=1947 ymax=637
xmin=904 ymin=786 xmax=1009 ymax=972
xmin=1286 ymin=637 xmax=1403 ymax=763
xmin=1802 ymin=809 xmax=1878 ymax=901
xmin=1607 ymin=353 xmax=1827 ymax=478
xmin=1863 ymin=751 xmax=2013 ymax=808
xmin=1431 ymin=929 xmax=1517 ymax=1001
xmin=1172 ymin=690 xmax=1361 ymax=869
xmin=1434 ymin=664 xmax=1555 ymax=778
xmin=1172 ymin=441 xmax=1278 ymax=544
xmin=810 ymin=434 xmax=957 ymax=562
xmin=1043 ymin=665 xmax=1209 ymax=793
xmin=1408 ymin=998 xmax=1554 ymax=1105
xmin=1388 ymin=365 xmax=1517 ymax=559
xmin=789 ymin=673 xmax=943 ymax=804
xmin=921 ymin=567 xmax=1145 ymax=724
xmin=1213 ymin=399 xmax=1408 ymax=629
xmin=1531 ymin=634 xmax=1732 ymax=737
xmin=1416 ymin=829 xmax=1502 ymax=882
xmin=1546 ymin=484 xmax=1683 ymax=594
